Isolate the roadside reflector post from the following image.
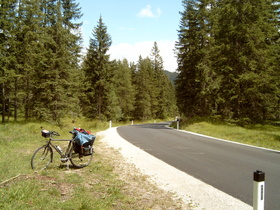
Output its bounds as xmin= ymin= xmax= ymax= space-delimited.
xmin=131 ymin=120 xmax=133 ymax=125
xmin=109 ymin=120 xmax=112 ymax=128
xmin=253 ymin=170 xmax=265 ymax=210
xmin=175 ymin=117 xmax=180 ymax=130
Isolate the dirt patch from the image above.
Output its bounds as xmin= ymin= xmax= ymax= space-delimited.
xmin=33 ymin=174 xmax=75 ymax=202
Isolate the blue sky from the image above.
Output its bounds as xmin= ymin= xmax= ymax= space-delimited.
xmin=77 ymin=0 xmax=183 ymax=72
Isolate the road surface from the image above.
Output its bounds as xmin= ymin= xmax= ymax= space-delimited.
xmin=117 ymin=122 xmax=280 ymax=209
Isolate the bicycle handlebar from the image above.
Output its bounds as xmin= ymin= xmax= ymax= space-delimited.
xmin=50 ymin=131 xmax=60 ymax=136
xmin=41 ymin=128 xmax=60 ymax=138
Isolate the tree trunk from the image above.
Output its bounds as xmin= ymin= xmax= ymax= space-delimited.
xmin=14 ymin=81 xmax=17 ymax=121
xmin=2 ymin=83 xmax=5 ymax=123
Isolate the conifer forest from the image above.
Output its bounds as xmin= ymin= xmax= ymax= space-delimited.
xmin=1 ymin=0 xmax=279 ymax=124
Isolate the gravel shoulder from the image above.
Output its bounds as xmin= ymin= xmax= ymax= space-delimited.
xmin=98 ymin=127 xmax=252 ymax=210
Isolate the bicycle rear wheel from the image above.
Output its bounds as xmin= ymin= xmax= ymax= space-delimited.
xmin=69 ymin=146 xmax=93 ymax=168
xmin=31 ymin=145 xmax=53 ymax=170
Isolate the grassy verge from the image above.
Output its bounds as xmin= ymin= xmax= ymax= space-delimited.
xmin=172 ymin=118 xmax=280 ymax=151
xmin=0 ymin=119 xmax=187 ymax=209
xmin=4 ymin=117 xmax=277 ymax=209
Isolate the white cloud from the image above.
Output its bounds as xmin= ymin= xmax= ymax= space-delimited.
xmin=109 ymin=40 xmax=177 ymax=72
xmin=137 ymin=5 xmax=161 ymax=18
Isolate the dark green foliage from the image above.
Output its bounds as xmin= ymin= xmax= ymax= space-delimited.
xmin=82 ymin=16 xmax=114 ymax=120
xmin=27 ymin=0 xmax=82 ymax=122
xmin=1 ymin=1 xmax=178 ymax=123
xmin=163 ymin=70 xmax=178 ymax=85
xmin=0 ymin=0 xmax=17 ymax=122
xmin=1 ymin=0 xmax=83 ymax=123
xmin=133 ymin=56 xmax=153 ymax=120
xmin=213 ymin=0 xmax=279 ymax=122
xmin=113 ymin=59 xmax=135 ymax=120
xmin=176 ymin=0 xmax=214 ymax=117
xmin=132 ymin=42 xmax=177 ymax=120
xmin=176 ymin=0 xmax=280 ymax=123
xmin=82 ymin=27 xmax=177 ymax=121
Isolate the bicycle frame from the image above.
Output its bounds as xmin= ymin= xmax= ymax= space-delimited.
xmin=46 ymin=137 xmax=74 ymax=160
xmin=31 ymin=129 xmax=94 ymax=170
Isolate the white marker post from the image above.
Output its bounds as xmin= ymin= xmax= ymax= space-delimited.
xmin=109 ymin=120 xmax=112 ymax=128
xmin=253 ymin=170 xmax=265 ymax=210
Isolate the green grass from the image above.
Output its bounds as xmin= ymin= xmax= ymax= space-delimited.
xmin=3 ymin=117 xmax=277 ymax=209
xmin=0 ymin=120 xmax=129 ymax=209
xmin=173 ymin=118 xmax=280 ymax=151
xmin=0 ymin=118 xmax=183 ymax=210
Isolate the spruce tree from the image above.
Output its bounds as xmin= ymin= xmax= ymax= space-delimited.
xmin=1 ymin=0 xmax=82 ymax=122
xmin=150 ymin=41 xmax=177 ymax=119
xmin=176 ymin=0 xmax=210 ymax=117
xmin=176 ymin=0 xmax=279 ymax=122
xmin=9 ymin=0 xmax=82 ymax=122
xmin=133 ymin=56 xmax=153 ymax=120
xmin=212 ymin=0 xmax=279 ymax=122
xmin=150 ymin=42 xmax=162 ymax=118
xmin=14 ymin=0 xmax=46 ymax=120
xmin=83 ymin=16 xmax=113 ymax=120
xmin=113 ymin=59 xmax=135 ymax=120
xmin=0 ymin=0 xmax=17 ymax=123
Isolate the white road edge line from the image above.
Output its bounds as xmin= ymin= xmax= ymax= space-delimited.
xmin=168 ymin=123 xmax=280 ymax=153
xmin=98 ymin=127 xmax=252 ymax=210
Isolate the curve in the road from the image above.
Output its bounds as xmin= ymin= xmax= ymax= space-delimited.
xmin=117 ymin=122 xmax=280 ymax=209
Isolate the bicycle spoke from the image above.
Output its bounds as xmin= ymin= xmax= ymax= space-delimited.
xmin=70 ymin=147 xmax=93 ymax=168
xmin=31 ymin=146 xmax=53 ymax=170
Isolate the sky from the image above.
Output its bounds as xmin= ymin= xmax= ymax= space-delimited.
xmin=77 ymin=0 xmax=183 ymax=72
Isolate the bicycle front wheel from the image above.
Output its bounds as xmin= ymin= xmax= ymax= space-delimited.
xmin=69 ymin=146 xmax=93 ymax=168
xmin=31 ymin=145 xmax=53 ymax=170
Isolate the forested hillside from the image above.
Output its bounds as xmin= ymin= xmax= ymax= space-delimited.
xmin=176 ymin=0 xmax=280 ymax=124
xmin=1 ymin=0 xmax=279 ymax=124
xmin=163 ymin=70 xmax=178 ymax=85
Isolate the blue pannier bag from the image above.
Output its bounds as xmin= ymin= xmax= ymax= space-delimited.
xmin=73 ymin=130 xmax=95 ymax=145
xmin=72 ymin=130 xmax=96 ymax=155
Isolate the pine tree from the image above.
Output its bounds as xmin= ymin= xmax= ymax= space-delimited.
xmin=270 ymin=0 xmax=280 ymax=120
xmin=13 ymin=0 xmax=46 ymax=120
xmin=133 ymin=56 xmax=153 ymax=120
xmin=60 ymin=0 xmax=83 ymax=119
xmin=159 ymin=75 xmax=178 ymax=119
xmin=150 ymin=42 xmax=162 ymax=118
xmin=175 ymin=0 xmax=211 ymax=117
xmin=0 ymin=0 xmax=17 ymax=123
xmin=1 ymin=0 xmax=83 ymax=123
xmin=113 ymin=59 xmax=135 ymax=120
xmin=6 ymin=0 xmax=83 ymax=122
xmin=150 ymin=41 xmax=177 ymax=119
xmin=176 ymin=0 xmax=279 ymax=122
xmin=83 ymin=16 xmax=113 ymax=120
xmin=132 ymin=43 xmax=177 ymax=120
xmin=212 ymin=0 xmax=280 ymax=122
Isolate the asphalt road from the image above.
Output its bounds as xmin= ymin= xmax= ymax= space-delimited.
xmin=117 ymin=122 xmax=280 ymax=209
